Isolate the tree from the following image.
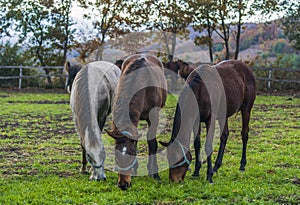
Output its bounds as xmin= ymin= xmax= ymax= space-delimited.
xmin=192 ymin=0 xmax=280 ymax=61
xmin=192 ymin=0 xmax=217 ymax=62
xmin=77 ymin=0 xmax=132 ymax=61
xmin=137 ymin=0 xmax=194 ymax=62
xmin=1 ymin=0 xmax=76 ymax=85
xmin=281 ymin=1 xmax=300 ymax=50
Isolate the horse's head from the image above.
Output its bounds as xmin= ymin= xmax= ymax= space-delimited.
xmin=106 ymin=129 xmax=137 ymax=190
xmin=160 ymin=139 xmax=192 ymax=182
xmin=64 ymin=61 xmax=82 ymax=93
xmin=114 ymin=59 xmax=124 ymax=70
xmin=177 ymin=60 xmax=195 ymax=80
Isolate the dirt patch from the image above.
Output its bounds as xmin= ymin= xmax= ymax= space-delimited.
xmin=7 ymin=100 xmax=69 ymax=104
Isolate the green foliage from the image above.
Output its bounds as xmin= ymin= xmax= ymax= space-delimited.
xmin=272 ymin=39 xmax=288 ymax=54
xmin=0 ymin=92 xmax=299 ymax=204
xmin=0 ymin=42 xmax=39 ymax=87
xmin=281 ymin=1 xmax=300 ymax=50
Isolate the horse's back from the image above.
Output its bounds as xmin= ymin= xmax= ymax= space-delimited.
xmin=187 ymin=60 xmax=255 ymax=119
xmin=216 ymin=60 xmax=256 ymax=115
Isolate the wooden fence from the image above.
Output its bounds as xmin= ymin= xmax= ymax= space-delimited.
xmin=0 ymin=65 xmax=299 ymax=90
xmin=0 ymin=65 xmax=65 ymax=89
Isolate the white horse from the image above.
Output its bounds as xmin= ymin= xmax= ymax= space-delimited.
xmin=70 ymin=61 xmax=120 ymax=180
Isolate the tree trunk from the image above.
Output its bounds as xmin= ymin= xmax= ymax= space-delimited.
xmin=206 ymin=11 xmax=214 ymax=62
xmin=234 ymin=0 xmax=242 ymax=60
xmin=169 ymin=32 xmax=177 ymax=62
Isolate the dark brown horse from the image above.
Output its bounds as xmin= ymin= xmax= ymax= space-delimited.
xmin=106 ymin=54 xmax=167 ymax=190
xmin=160 ymin=60 xmax=256 ymax=183
xmin=64 ymin=61 xmax=82 ymax=93
xmin=163 ymin=61 xmax=180 ymax=91
xmin=114 ymin=59 xmax=124 ymax=70
xmin=177 ymin=60 xmax=195 ymax=81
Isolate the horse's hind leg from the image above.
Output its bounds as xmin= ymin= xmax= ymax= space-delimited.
xmin=240 ymin=109 xmax=251 ymax=171
xmin=192 ymin=120 xmax=201 ymax=177
xmin=213 ymin=119 xmax=229 ymax=173
xmin=205 ymin=117 xmax=216 ymax=183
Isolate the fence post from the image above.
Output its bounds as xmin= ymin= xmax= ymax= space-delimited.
xmin=267 ymin=68 xmax=272 ymax=91
xmin=18 ymin=65 xmax=23 ymax=89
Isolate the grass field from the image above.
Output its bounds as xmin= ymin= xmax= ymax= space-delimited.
xmin=0 ymin=90 xmax=299 ymax=204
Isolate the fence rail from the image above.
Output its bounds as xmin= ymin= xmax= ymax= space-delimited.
xmin=0 ymin=65 xmax=65 ymax=89
xmin=0 ymin=65 xmax=299 ymax=89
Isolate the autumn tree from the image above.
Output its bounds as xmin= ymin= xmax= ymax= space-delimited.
xmin=135 ymin=0 xmax=194 ymax=62
xmin=0 ymin=0 xmax=76 ymax=85
xmin=192 ymin=0 xmax=280 ymax=61
xmin=281 ymin=1 xmax=300 ymax=50
xmin=191 ymin=0 xmax=217 ymax=62
xmin=77 ymin=0 xmax=134 ymax=61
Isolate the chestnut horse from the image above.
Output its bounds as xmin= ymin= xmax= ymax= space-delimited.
xmin=160 ymin=60 xmax=256 ymax=183
xmin=106 ymin=54 xmax=167 ymax=190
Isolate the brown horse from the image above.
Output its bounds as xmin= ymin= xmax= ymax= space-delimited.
xmin=160 ymin=60 xmax=256 ymax=183
xmin=177 ymin=60 xmax=195 ymax=81
xmin=163 ymin=61 xmax=180 ymax=91
xmin=114 ymin=59 xmax=124 ymax=70
xmin=106 ymin=54 xmax=167 ymax=190
xmin=64 ymin=61 xmax=82 ymax=93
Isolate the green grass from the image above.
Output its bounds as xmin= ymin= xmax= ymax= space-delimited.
xmin=0 ymin=90 xmax=299 ymax=204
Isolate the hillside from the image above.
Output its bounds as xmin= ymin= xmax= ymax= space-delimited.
xmin=82 ymin=21 xmax=299 ymax=66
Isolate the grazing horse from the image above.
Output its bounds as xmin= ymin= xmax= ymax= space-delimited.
xmin=64 ymin=61 xmax=82 ymax=93
xmin=160 ymin=60 xmax=256 ymax=183
xmin=70 ymin=61 xmax=121 ymax=181
xmin=163 ymin=61 xmax=180 ymax=91
xmin=114 ymin=59 xmax=124 ymax=70
xmin=106 ymin=54 xmax=167 ymax=190
xmin=177 ymin=60 xmax=195 ymax=81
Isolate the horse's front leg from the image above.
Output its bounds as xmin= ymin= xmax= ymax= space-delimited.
xmin=80 ymin=146 xmax=89 ymax=174
xmin=146 ymin=108 xmax=160 ymax=180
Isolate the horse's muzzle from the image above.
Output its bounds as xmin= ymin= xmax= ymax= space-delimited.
xmin=118 ymin=181 xmax=131 ymax=190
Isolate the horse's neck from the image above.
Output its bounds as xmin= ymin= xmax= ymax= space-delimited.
xmin=171 ymin=104 xmax=193 ymax=149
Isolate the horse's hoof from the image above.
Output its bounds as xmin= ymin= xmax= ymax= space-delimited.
xmin=239 ymin=167 xmax=245 ymax=172
xmin=80 ymin=170 xmax=89 ymax=175
xmin=98 ymin=177 xmax=106 ymax=181
xmin=150 ymin=173 xmax=161 ymax=181
xmin=191 ymin=172 xmax=200 ymax=178
xmin=212 ymin=166 xmax=219 ymax=173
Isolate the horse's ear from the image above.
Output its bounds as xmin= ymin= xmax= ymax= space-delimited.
xmin=159 ymin=141 xmax=170 ymax=147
